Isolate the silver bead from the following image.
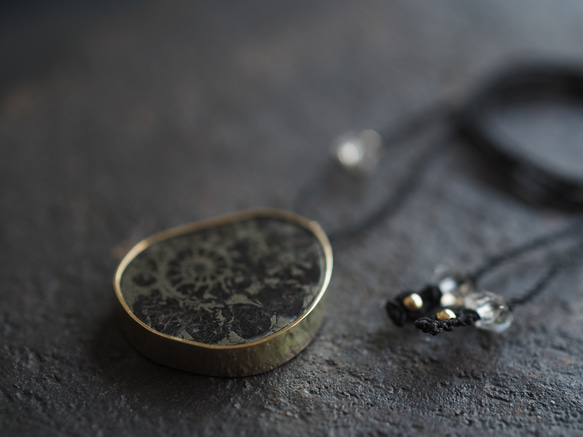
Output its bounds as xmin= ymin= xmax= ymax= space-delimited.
xmin=463 ymin=290 xmax=514 ymax=333
xmin=332 ymin=129 xmax=381 ymax=174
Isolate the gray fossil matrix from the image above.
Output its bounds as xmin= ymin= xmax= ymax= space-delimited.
xmin=120 ymin=217 xmax=327 ymax=345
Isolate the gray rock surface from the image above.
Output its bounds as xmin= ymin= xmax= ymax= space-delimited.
xmin=2 ymin=1 xmax=583 ymax=435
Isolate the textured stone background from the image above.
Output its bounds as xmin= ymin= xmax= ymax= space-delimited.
xmin=2 ymin=1 xmax=583 ymax=435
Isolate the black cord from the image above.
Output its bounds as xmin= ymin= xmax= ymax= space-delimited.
xmin=294 ymin=105 xmax=454 ymax=243
xmin=468 ymin=220 xmax=583 ymax=284
xmin=294 ymin=62 xmax=583 ymax=334
xmin=328 ymin=136 xmax=447 ymax=243
xmin=382 ymin=62 xmax=583 ymax=334
xmin=385 ymin=219 xmax=583 ymax=334
xmin=464 ymin=220 xmax=583 ymax=309
xmin=377 ymin=103 xmax=455 ymax=147
xmin=506 ymin=239 xmax=583 ymax=307
xmin=415 ymin=309 xmax=481 ymax=336
xmin=457 ymin=62 xmax=583 ymax=210
xmin=300 ymin=63 xmax=583 ymax=244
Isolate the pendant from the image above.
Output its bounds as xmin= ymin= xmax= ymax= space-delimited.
xmin=114 ymin=209 xmax=333 ymax=376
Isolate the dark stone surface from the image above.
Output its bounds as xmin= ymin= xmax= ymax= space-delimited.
xmin=2 ymin=1 xmax=583 ymax=435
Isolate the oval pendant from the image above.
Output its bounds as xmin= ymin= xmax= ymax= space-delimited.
xmin=114 ymin=209 xmax=333 ymax=376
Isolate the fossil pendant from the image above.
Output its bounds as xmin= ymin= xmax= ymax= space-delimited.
xmin=114 ymin=209 xmax=333 ymax=376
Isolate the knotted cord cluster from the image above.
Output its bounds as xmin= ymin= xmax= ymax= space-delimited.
xmin=385 ymin=285 xmax=481 ymax=336
xmin=386 ymin=220 xmax=583 ymax=335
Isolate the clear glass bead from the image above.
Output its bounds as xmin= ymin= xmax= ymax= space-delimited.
xmin=463 ymin=290 xmax=514 ymax=333
xmin=332 ymin=129 xmax=381 ymax=173
xmin=434 ymin=267 xmax=473 ymax=307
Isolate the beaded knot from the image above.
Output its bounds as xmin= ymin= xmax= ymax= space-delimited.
xmin=386 ymin=269 xmax=513 ymax=335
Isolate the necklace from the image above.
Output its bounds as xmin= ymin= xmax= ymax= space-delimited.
xmin=385 ymin=63 xmax=583 ymax=335
xmin=114 ymin=62 xmax=583 ymax=376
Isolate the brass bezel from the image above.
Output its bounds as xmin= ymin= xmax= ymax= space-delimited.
xmin=114 ymin=208 xmax=333 ymax=377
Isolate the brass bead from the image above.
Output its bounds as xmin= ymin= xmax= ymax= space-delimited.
xmin=436 ymin=309 xmax=457 ymax=321
xmin=403 ymin=293 xmax=423 ymax=311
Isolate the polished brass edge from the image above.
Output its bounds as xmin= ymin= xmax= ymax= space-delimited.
xmin=113 ymin=208 xmax=333 ymax=376
xmin=118 ymin=295 xmax=326 ymax=377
